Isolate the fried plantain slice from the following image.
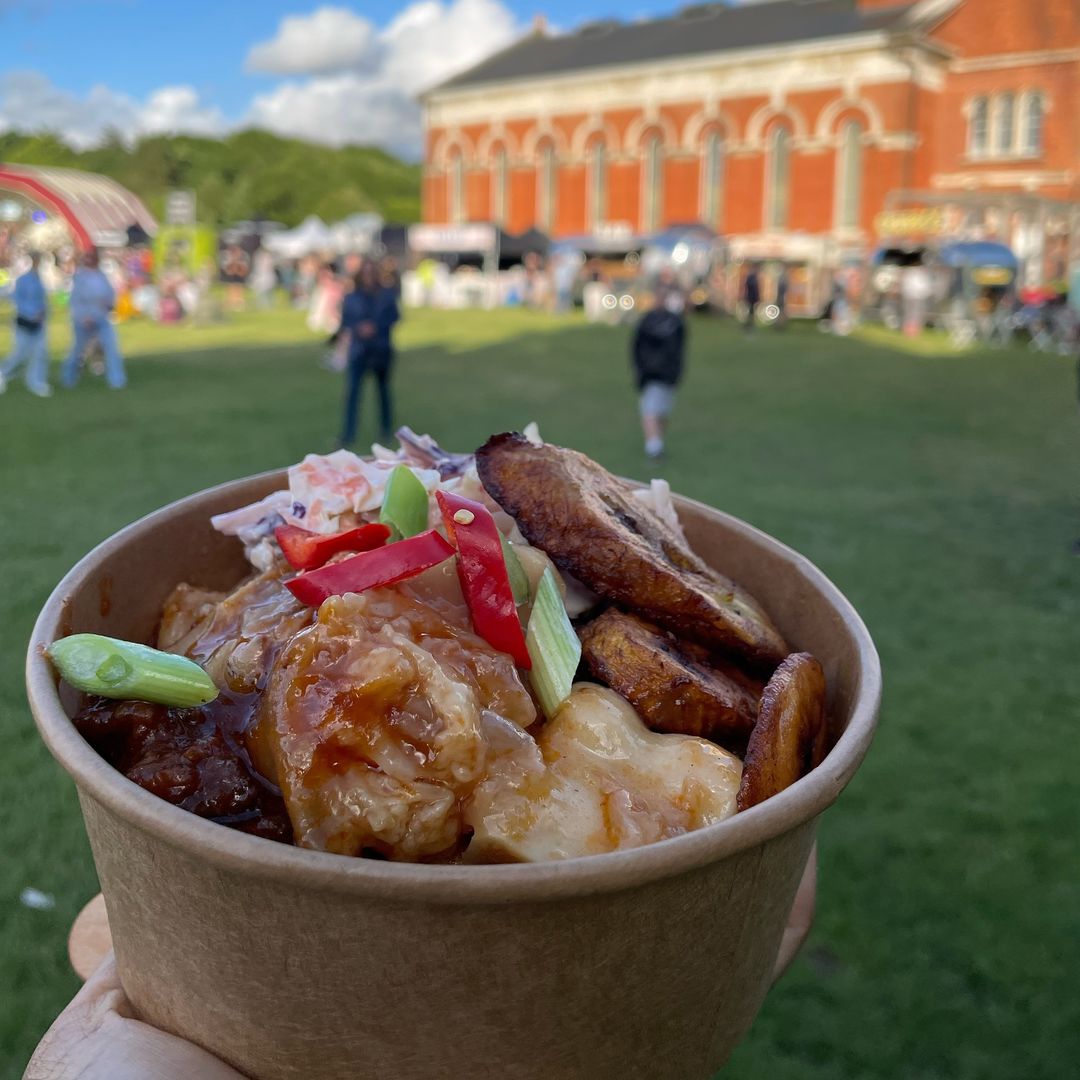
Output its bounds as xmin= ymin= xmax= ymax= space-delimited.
xmin=736 ymin=652 xmax=828 ymax=811
xmin=579 ymin=608 xmax=764 ymax=743
xmin=475 ymin=432 xmax=787 ymax=667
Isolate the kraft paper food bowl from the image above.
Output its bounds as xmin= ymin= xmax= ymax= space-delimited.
xmin=27 ymin=470 xmax=880 ymax=1080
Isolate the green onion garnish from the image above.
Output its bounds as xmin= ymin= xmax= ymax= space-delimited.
xmin=500 ymin=535 xmax=530 ymax=606
xmin=379 ymin=465 xmax=430 ymax=541
xmin=47 ymin=634 xmax=219 ymax=707
xmin=525 ymin=567 xmax=580 ymax=719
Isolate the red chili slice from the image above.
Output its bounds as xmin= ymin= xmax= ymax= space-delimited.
xmin=285 ymin=529 xmax=454 ymax=606
xmin=274 ymin=522 xmax=391 ymax=571
xmin=436 ymin=490 xmax=531 ymax=669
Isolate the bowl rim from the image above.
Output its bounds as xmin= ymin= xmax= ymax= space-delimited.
xmin=27 ymin=469 xmax=881 ymax=904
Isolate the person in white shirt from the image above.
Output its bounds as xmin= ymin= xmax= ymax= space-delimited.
xmin=61 ymin=248 xmax=126 ymax=389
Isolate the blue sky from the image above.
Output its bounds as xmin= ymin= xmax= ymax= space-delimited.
xmin=0 ymin=0 xmax=710 ymax=156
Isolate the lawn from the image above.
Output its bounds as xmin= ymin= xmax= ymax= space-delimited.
xmin=1 ymin=307 xmax=1078 ymax=1080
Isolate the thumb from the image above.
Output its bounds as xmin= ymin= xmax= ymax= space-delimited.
xmin=25 ymin=952 xmax=247 ymax=1080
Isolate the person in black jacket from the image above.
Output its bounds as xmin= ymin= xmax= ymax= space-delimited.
xmin=742 ymin=262 xmax=761 ymax=332
xmin=338 ymin=259 xmax=401 ymax=446
xmin=632 ymin=273 xmax=686 ymax=460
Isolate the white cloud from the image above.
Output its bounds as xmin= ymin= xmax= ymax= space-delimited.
xmin=0 ymin=71 xmax=226 ymax=147
xmin=245 ymin=0 xmax=520 ymax=154
xmin=0 ymin=0 xmax=519 ymax=158
xmin=245 ymin=6 xmax=379 ymax=76
xmin=248 ymin=75 xmax=421 ymax=157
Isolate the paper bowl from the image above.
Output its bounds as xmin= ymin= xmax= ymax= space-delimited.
xmin=27 ymin=470 xmax=880 ymax=1080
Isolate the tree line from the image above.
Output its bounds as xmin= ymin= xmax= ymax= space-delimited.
xmin=0 ymin=128 xmax=422 ymax=228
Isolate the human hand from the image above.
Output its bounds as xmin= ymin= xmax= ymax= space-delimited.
xmin=358 ymin=320 xmax=377 ymax=339
xmin=25 ymin=951 xmax=244 ymax=1080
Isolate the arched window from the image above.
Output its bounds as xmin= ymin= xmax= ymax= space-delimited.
xmin=449 ymin=151 xmax=465 ymax=224
xmin=968 ymin=96 xmax=988 ymax=157
xmin=766 ymin=126 xmax=791 ymax=230
xmin=700 ymin=131 xmax=725 ymax=226
xmin=643 ymin=135 xmax=664 ymax=231
xmin=993 ymin=92 xmax=1016 ymax=155
xmin=537 ymin=142 xmax=557 ymax=231
xmin=492 ymin=146 xmax=508 ymax=224
xmin=589 ymin=140 xmax=607 ymax=230
xmin=836 ymin=119 xmax=863 ymax=230
xmin=1021 ymin=92 xmax=1045 ymax=155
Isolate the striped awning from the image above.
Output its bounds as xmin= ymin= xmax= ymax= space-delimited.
xmin=0 ymin=162 xmax=157 ymax=250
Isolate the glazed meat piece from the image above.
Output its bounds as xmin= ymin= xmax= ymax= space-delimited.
xmin=158 ymin=584 xmax=226 ymax=651
xmin=464 ymin=684 xmax=742 ymax=862
xmin=75 ymin=696 xmax=293 ymax=843
xmin=580 ymin=608 xmax=763 ymax=744
xmin=737 ymin=653 xmax=828 ymax=811
xmin=252 ymin=577 xmax=537 ymax=860
xmin=475 ymin=433 xmax=787 ymax=667
xmin=159 ymin=569 xmax=314 ymax=695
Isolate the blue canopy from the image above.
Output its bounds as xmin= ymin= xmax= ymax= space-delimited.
xmin=936 ymin=241 xmax=1018 ymax=269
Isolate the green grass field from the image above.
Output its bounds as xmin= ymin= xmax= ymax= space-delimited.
xmin=1 ymin=307 xmax=1078 ymax=1079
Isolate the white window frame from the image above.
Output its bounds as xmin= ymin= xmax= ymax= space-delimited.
xmin=642 ymin=135 xmax=664 ymax=232
xmin=588 ymin=140 xmax=607 ymax=231
xmin=700 ymin=131 xmax=725 ymax=227
xmin=835 ymin=119 xmax=864 ymax=231
xmin=968 ymin=96 xmax=989 ymax=159
xmin=537 ymin=142 xmax=557 ymax=232
xmin=992 ymin=92 xmax=1016 ymax=157
xmin=492 ymin=146 xmax=508 ymax=225
xmin=765 ymin=126 xmax=792 ymax=231
xmin=449 ymin=152 xmax=465 ymax=224
xmin=1019 ymin=91 xmax=1045 ymax=157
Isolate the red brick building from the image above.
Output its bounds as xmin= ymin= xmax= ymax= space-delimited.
xmin=421 ymin=0 xmax=1080 ymax=285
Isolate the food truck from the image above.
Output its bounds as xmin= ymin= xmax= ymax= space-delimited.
xmin=865 ymin=238 xmax=1018 ymax=329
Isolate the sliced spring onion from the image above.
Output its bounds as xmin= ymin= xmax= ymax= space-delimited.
xmin=47 ymin=634 xmax=219 ymax=707
xmin=525 ymin=567 xmax=580 ymax=719
xmin=379 ymin=465 xmax=430 ymax=540
xmin=500 ymin=534 xmax=530 ymax=606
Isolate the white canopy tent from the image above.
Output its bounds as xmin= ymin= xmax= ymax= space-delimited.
xmin=263 ymin=215 xmax=333 ymax=258
xmin=329 ymin=212 xmax=383 ymax=255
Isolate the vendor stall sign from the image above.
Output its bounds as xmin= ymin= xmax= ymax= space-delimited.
xmin=165 ymin=190 xmax=196 ymax=227
xmin=874 ymin=208 xmax=946 ymax=238
xmin=971 ymin=266 xmax=1013 ymax=287
xmin=408 ymin=223 xmax=497 ymax=254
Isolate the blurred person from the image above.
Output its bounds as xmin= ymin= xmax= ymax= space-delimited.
xmin=901 ymin=263 xmax=931 ymax=337
xmin=339 ymin=259 xmax=400 ymax=447
xmin=308 ymin=262 xmax=344 ymax=334
xmin=61 ymin=249 xmax=126 ymax=390
xmin=774 ymin=267 xmax=790 ymax=328
xmin=551 ymin=252 xmax=578 ymax=314
xmin=631 ymin=279 xmax=686 ymax=460
xmin=0 ymin=251 xmax=51 ymax=397
xmin=250 ymin=248 xmax=277 ymax=310
xmin=379 ymin=255 xmax=402 ymax=299
xmin=742 ymin=263 xmax=761 ymax=332
xmin=343 ymin=252 xmax=364 ymax=280
xmin=523 ymin=251 xmax=548 ymax=309
xmin=296 ymin=254 xmax=319 ymax=307
xmin=220 ymin=245 xmax=250 ymax=312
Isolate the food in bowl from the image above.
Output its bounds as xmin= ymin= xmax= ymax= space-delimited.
xmin=48 ymin=428 xmax=829 ymax=863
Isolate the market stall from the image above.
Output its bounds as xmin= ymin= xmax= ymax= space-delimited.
xmin=403 ymin=224 xmax=550 ymax=308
